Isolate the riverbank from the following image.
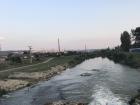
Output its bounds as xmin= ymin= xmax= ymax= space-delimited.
xmin=0 ymin=65 xmax=66 ymax=93
xmin=1 ymin=53 xmax=140 ymax=105
xmin=98 ymin=49 xmax=140 ymax=68
xmin=44 ymin=101 xmax=87 ymax=105
xmin=0 ymin=55 xmax=85 ymax=96
xmin=1 ymin=57 xmax=140 ymax=105
xmin=97 ymin=49 xmax=140 ymax=105
xmin=129 ymin=91 xmax=140 ymax=105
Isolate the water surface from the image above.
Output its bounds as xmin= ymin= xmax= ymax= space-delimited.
xmin=1 ymin=57 xmax=140 ymax=105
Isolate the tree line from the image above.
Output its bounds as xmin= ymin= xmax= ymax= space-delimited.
xmin=120 ymin=27 xmax=140 ymax=51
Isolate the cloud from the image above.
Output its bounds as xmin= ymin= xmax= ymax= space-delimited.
xmin=0 ymin=37 xmax=5 ymax=40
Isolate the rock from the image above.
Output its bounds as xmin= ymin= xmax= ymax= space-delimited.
xmin=3 ymin=94 xmax=11 ymax=98
xmin=80 ymin=73 xmax=92 ymax=76
xmin=0 ymin=79 xmax=29 ymax=92
xmin=8 ymin=72 xmax=47 ymax=79
xmin=91 ymin=69 xmax=100 ymax=72
xmin=1 ymin=65 xmax=67 ymax=95
xmin=45 ymin=101 xmax=64 ymax=105
xmin=129 ymin=93 xmax=140 ymax=105
xmin=44 ymin=101 xmax=88 ymax=105
xmin=8 ymin=65 xmax=66 ymax=80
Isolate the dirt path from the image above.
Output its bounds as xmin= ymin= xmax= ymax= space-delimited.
xmin=0 ymin=58 xmax=54 ymax=73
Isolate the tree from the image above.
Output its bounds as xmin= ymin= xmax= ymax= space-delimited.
xmin=7 ymin=54 xmax=22 ymax=63
xmin=120 ymin=31 xmax=131 ymax=51
xmin=11 ymin=56 xmax=22 ymax=63
xmin=34 ymin=53 xmax=40 ymax=61
xmin=131 ymin=27 xmax=140 ymax=48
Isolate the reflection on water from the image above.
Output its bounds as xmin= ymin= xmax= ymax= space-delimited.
xmin=0 ymin=57 xmax=140 ymax=105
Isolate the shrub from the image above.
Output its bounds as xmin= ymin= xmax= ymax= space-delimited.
xmin=0 ymin=88 xmax=7 ymax=96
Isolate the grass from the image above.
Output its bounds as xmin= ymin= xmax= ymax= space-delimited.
xmin=123 ymin=52 xmax=140 ymax=64
xmin=131 ymin=53 xmax=140 ymax=61
xmin=19 ymin=55 xmax=77 ymax=72
xmin=102 ymin=49 xmax=140 ymax=68
xmin=0 ymin=55 xmax=78 ymax=79
xmin=0 ymin=57 xmax=50 ymax=71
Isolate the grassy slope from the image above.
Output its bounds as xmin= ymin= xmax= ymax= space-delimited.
xmin=0 ymin=55 xmax=77 ymax=79
xmin=132 ymin=53 xmax=140 ymax=62
xmin=124 ymin=52 xmax=140 ymax=67
xmin=17 ymin=55 xmax=77 ymax=72
xmin=0 ymin=58 xmax=49 ymax=71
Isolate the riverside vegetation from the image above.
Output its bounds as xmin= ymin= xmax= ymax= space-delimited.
xmin=0 ymin=27 xmax=140 ymax=104
xmin=0 ymin=53 xmax=90 ymax=96
xmin=98 ymin=49 xmax=140 ymax=68
xmin=94 ymin=49 xmax=140 ymax=105
xmin=0 ymin=50 xmax=140 ymax=105
xmin=0 ymin=50 xmax=139 ymax=96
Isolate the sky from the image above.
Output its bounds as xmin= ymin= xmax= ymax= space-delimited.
xmin=0 ymin=0 xmax=140 ymax=51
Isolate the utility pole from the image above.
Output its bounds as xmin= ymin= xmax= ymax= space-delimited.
xmin=28 ymin=46 xmax=32 ymax=64
xmin=58 ymin=38 xmax=61 ymax=55
xmin=0 ymin=43 xmax=2 ymax=51
xmin=85 ymin=44 xmax=87 ymax=60
xmin=85 ymin=44 xmax=87 ymax=53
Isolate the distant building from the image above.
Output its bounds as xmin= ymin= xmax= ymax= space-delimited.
xmin=0 ymin=50 xmax=29 ymax=64
xmin=0 ymin=51 xmax=10 ymax=64
xmin=129 ymin=48 xmax=140 ymax=52
xmin=132 ymin=27 xmax=140 ymax=48
xmin=0 ymin=57 xmax=6 ymax=64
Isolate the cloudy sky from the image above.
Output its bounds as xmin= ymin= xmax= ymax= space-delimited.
xmin=0 ymin=0 xmax=140 ymax=51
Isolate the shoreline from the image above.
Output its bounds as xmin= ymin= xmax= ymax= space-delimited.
xmin=44 ymin=101 xmax=88 ymax=105
xmin=0 ymin=55 xmax=85 ymax=97
xmin=1 ymin=54 xmax=140 ymax=105
xmin=0 ymin=65 xmax=67 ymax=96
xmin=97 ymin=50 xmax=140 ymax=105
xmin=0 ymin=64 xmax=67 ymax=95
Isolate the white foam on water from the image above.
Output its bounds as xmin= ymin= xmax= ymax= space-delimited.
xmin=89 ymin=85 xmax=128 ymax=105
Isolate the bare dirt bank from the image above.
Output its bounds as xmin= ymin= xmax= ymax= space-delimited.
xmin=8 ymin=65 xmax=66 ymax=80
xmin=0 ymin=55 xmax=86 ymax=96
xmin=0 ymin=79 xmax=29 ymax=91
xmin=0 ymin=64 xmax=67 ymax=95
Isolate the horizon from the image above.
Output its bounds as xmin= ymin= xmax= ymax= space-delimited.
xmin=0 ymin=0 xmax=140 ymax=51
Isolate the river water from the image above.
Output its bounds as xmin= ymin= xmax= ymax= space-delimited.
xmin=0 ymin=57 xmax=140 ymax=105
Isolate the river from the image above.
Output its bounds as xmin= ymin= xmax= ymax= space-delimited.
xmin=0 ymin=57 xmax=140 ymax=105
